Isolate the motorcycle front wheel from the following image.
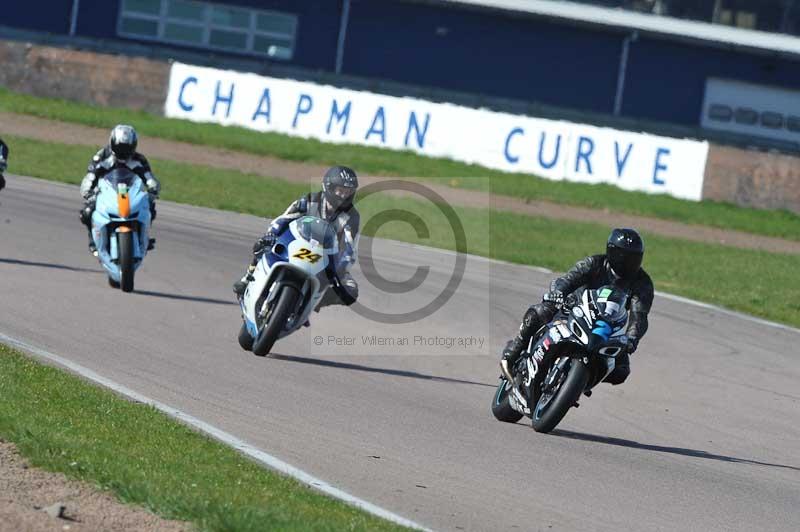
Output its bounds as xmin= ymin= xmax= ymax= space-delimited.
xmin=238 ymin=322 xmax=254 ymax=351
xmin=118 ymin=231 xmax=135 ymax=293
xmin=531 ymin=359 xmax=589 ymax=433
xmin=252 ymin=285 xmax=300 ymax=356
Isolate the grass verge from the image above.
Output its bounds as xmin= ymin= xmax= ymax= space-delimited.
xmin=0 ymin=343 xmax=409 ymax=531
xmin=8 ymin=134 xmax=799 ymax=328
xmin=2 ymin=87 xmax=799 ymax=241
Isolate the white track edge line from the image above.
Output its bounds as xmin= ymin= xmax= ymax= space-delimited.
xmin=0 ymin=332 xmax=431 ymax=532
xmin=652 ymin=291 xmax=800 ymax=334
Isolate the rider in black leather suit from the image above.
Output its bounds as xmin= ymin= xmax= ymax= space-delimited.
xmin=0 ymin=138 xmax=8 ymax=191
xmin=500 ymin=228 xmax=654 ymax=386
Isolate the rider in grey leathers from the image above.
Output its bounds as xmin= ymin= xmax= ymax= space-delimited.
xmin=79 ymin=125 xmax=160 ymax=255
xmin=233 ymin=165 xmax=360 ymax=309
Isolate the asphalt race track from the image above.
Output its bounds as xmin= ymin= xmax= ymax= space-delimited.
xmin=1 ymin=176 xmax=798 ymax=531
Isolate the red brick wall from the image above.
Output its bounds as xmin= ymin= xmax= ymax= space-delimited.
xmin=703 ymin=145 xmax=800 ymax=213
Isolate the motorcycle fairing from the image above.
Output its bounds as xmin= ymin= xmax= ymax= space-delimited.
xmin=240 ymin=216 xmax=339 ymax=342
xmin=92 ymin=172 xmax=151 ymax=282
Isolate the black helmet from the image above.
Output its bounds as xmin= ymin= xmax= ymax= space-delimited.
xmin=322 ymin=166 xmax=358 ymax=211
xmin=109 ymin=124 xmax=138 ymax=161
xmin=606 ymin=228 xmax=644 ymax=280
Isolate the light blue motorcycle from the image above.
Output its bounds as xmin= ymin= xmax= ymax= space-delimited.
xmin=91 ymin=168 xmax=151 ymax=292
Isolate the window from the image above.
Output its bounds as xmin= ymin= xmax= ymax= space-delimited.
xmin=708 ymin=104 xmax=733 ymax=122
xmin=760 ymin=112 xmax=784 ymax=129
xmin=734 ymin=108 xmax=759 ymax=125
xmin=118 ymin=0 xmax=298 ymax=60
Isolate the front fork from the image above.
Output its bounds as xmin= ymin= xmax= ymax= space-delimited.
xmin=509 ymin=354 xmax=571 ymax=416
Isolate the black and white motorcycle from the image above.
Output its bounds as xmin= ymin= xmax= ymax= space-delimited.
xmin=491 ymin=286 xmax=630 ymax=433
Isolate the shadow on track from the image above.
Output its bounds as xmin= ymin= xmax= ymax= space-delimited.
xmin=0 ymin=257 xmax=101 ymax=274
xmin=552 ymin=429 xmax=800 ymax=472
xmin=271 ymin=353 xmax=495 ymax=388
xmin=135 ymin=289 xmax=236 ymax=306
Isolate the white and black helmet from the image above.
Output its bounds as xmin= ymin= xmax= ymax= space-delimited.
xmin=322 ymin=166 xmax=358 ymax=211
xmin=109 ymin=124 xmax=138 ymax=161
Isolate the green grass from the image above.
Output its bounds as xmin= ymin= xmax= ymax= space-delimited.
xmin=8 ymin=135 xmax=798 ymax=328
xmin=0 ymin=344 xmax=409 ymax=531
xmin=361 ymin=201 xmax=798 ymax=327
xmin=2 ymin=87 xmax=799 ymax=241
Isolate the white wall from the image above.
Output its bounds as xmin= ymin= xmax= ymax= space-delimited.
xmin=165 ymin=62 xmax=709 ymax=201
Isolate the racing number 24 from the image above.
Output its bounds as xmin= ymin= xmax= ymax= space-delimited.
xmin=292 ymin=248 xmax=322 ymax=264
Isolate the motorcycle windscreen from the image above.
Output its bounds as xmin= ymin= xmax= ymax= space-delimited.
xmin=295 ymin=216 xmax=338 ymax=254
xmin=103 ymin=168 xmax=139 ymax=188
xmin=592 ymin=286 xmax=628 ymax=327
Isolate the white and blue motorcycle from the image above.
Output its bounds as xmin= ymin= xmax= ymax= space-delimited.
xmin=91 ymin=168 xmax=151 ymax=292
xmin=237 ymin=216 xmax=344 ymax=356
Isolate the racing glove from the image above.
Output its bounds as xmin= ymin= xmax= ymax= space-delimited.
xmin=145 ymin=177 xmax=160 ymax=197
xmin=253 ymin=233 xmax=276 ymax=255
xmin=543 ymin=290 xmax=564 ymax=306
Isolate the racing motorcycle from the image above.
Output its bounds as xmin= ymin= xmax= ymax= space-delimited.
xmin=491 ymin=286 xmax=630 ymax=433
xmin=237 ymin=215 xmax=345 ymax=356
xmin=91 ymin=168 xmax=152 ymax=292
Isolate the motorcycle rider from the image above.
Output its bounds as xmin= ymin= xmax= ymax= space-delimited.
xmin=500 ymin=228 xmax=654 ymax=386
xmin=0 ymin=137 xmax=8 ymax=191
xmin=79 ymin=125 xmax=160 ymax=255
xmin=233 ymin=165 xmax=360 ymax=309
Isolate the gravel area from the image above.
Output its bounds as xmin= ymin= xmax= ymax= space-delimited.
xmin=0 ymin=440 xmax=189 ymax=532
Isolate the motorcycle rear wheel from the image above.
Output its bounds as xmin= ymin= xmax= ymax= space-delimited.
xmin=252 ymin=285 xmax=299 ymax=356
xmin=532 ymin=359 xmax=589 ymax=433
xmin=491 ymin=378 xmax=524 ymax=423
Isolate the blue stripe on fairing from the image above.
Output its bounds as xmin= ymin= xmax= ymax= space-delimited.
xmin=592 ymin=320 xmax=612 ymax=340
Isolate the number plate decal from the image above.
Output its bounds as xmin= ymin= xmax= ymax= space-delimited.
xmin=292 ymin=247 xmax=322 ymax=264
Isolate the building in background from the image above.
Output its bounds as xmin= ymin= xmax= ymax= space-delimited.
xmin=567 ymin=0 xmax=800 ymax=35
xmin=3 ymin=0 xmax=799 ymax=151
